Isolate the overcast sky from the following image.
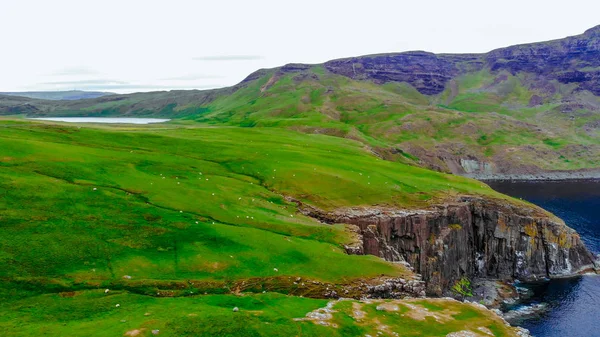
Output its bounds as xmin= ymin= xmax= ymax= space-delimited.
xmin=1 ymin=0 xmax=599 ymax=93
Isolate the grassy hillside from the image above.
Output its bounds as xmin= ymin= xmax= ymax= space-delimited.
xmin=3 ymin=28 xmax=599 ymax=176
xmin=190 ymin=66 xmax=600 ymax=174
xmin=0 ymin=292 xmax=519 ymax=336
xmin=0 ymin=118 xmax=505 ymax=285
xmin=2 ymin=66 xmax=599 ymax=176
xmin=0 ymin=118 xmax=524 ymax=336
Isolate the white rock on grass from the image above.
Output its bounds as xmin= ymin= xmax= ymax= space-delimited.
xmin=233 ymin=307 xmax=239 ymax=312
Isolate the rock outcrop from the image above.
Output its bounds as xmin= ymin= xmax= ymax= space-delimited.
xmin=301 ymin=197 xmax=597 ymax=296
xmin=323 ymin=25 xmax=600 ymax=98
xmin=486 ymin=25 xmax=600 ymax=95
xmin=324 ymin=51 xmax=480 ymax=95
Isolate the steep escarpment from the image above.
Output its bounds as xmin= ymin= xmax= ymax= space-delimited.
xmin=324 ymin=25 xmax=600 ymax=100
xmin=486 ymin=25 xmax=600 ymax=95
xmin=301 ymin=197 xmax=597 ymax=296
xmin=324 ymin=51 xmax=483 ymax=95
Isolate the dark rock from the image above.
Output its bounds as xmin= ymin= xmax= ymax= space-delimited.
xmin=322 ymin=25 xmax=600 ymax=97
xmin=281 ymin=63 xmax=313 ymax=73
xmin=302 ymin=198 xmax=597 ymax=296
xmin=324 ymin=52 xmax=478 ymax=95
xmin=486 ymin=26 xmax=600 ymax=95
xmin=528 ymin=94 xmax=544 ymax=107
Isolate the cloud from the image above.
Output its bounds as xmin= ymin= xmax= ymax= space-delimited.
xmin=160 ymin=74 xmax=224 ymax=81
xmin=48 ymin=67 xmax=99 ymax=76
xmin=192 ymin=55 xmax=263 ymax=61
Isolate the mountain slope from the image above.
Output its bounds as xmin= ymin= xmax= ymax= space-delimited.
xmin=2 ymin=26 xmax=600 ymax=177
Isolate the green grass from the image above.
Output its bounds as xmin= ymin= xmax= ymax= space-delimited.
xmin=0 ymin=118 xmax=524 ymax=336
xmin=0 ymin=119 xmax=517 ymax=294
xmin=1 ymin=51 xmax=596 ymax=336
xmin=0 ymin=291 xmax=517 ymax=337
xmin=4 ymin=61 xmax=599 ymax=174
xmin=182 ymin=68 xmax=600 ymax=173
xmin=1 ymin=121 xmax=414 ymax=288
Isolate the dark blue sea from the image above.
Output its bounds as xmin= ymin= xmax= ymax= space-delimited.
xmin=488 ymin=180 xmax=600 ymax=337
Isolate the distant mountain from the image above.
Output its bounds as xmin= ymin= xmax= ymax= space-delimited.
xmin=0 ymin=90 xmax=115 ymax=100
xmin=1 ymin=26 xmax=600 ymax=178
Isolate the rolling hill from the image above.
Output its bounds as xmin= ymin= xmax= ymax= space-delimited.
xmin=0 ymin=118 xmax=537 ymax=336
xmin=2 ymin=27 xmax=600 ymax=178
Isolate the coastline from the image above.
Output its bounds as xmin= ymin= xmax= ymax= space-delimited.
xmin=463 ymin=169 xmax=600 ymax=181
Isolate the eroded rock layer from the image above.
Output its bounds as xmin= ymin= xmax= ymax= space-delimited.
xmin=302 ymin=197 xmax=596 ymax=295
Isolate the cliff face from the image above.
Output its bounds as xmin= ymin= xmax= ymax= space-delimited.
xmin=486 ymin=25 xmax=600 ymax=95
xmin=302 ymin=197 xmax=596 ymax=296
xmin=324 ymin=52 xmax=482 ymax=95
xmin=323 ymin=26 xmax=600 ymax=98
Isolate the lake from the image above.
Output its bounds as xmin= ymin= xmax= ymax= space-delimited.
xmin=487 ymin=180 xmax=600 ymax=337
xmin=29 ymin=117 xmax=170 ymax=124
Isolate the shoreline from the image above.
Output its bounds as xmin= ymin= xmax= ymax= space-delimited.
xmin=462 ymin=170 xmax=600 ymax=181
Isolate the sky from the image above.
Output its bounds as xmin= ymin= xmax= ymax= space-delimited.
xmin=1 ymin=0 xmax=599 ymax=94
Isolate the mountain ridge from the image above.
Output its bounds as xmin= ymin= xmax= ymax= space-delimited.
xmin=0 ymin=90 xmax=115 ymax=101
xmin=2 ymin=26 xmax=599 ymax=178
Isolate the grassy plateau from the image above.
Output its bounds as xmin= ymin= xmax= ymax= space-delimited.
xmin=0 ymin=118 xmax=522 ymax=336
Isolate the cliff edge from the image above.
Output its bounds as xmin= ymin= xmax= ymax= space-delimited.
xmin=300 ymin=197 xmax=597 ymax=296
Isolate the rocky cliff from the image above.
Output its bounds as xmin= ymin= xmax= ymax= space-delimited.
xmin=301 ymin=197 xmax=597 ymax=296
xmin=324 ymin=25 xmax=600 ymax=98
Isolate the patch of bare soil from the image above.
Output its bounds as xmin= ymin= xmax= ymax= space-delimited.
xmin=124 ymin=328 xmax=146 ymax=336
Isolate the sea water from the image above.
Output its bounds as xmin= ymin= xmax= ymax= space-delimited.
xmin=488 ymin=180 xmax=600 ymax=337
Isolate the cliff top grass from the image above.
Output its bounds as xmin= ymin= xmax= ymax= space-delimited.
xmin=0 ymin=119 xmax=534 ymax=337
xmin=0 ymin=290 xmax=519 ymax=337
xmin=0 ymin=119 xmax=526 ymax=287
